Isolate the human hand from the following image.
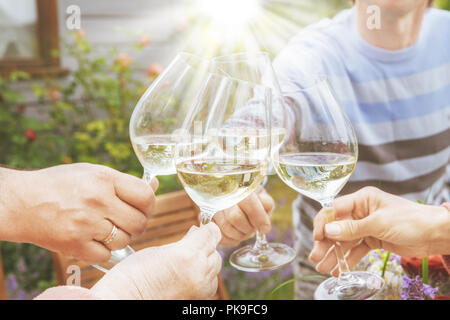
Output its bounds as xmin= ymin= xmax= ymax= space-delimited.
xmin=213 ymin=187 xmax=275 ymax=246
xmin=309 ymin=187 xmax=450 ymax=277
xmin=0 ymin=163 xmax=158 ymax=263
xmin=91 ymin=222 xmax=223 ymax=300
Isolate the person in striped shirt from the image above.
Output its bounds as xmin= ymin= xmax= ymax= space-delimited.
xmin=270 ymin=0 xmax=450 ymax=299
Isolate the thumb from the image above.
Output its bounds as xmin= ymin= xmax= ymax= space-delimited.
xmin=324 ymin=219 xmax=372 ymax=241
xmin=182 ymin=223 xmax=221 ymax=252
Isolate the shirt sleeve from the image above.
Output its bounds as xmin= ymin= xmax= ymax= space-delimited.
xmin=34 ymin=286 xmax=101 ymax=300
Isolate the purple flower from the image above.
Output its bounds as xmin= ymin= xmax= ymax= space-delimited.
xmin=401 ymin=275 xmax=439 ymax=300
xmin=6 ymin=274 xmax=18 ymax=292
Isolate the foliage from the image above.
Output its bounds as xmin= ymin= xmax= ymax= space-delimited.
xmin=0 ymin=31 xmax=181 ymax=298
xmin=436 ymin=0 xmax=450 ymax=10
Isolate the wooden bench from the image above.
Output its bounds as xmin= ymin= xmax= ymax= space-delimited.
xmin=51 ymin=190 xmax=229 ymax=300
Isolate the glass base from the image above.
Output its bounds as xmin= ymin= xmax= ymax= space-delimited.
xmin=229 ymin=243 xmax=296 ymax=272
xmin=314 ymin=271 xmax=385 ymax=300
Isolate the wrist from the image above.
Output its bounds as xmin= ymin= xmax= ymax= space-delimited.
xmin=428 ymin=205 xmax=450 ymax=255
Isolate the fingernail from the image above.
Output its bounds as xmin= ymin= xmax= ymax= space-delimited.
xmin=325 ymin=223 xmax=341 ymax=236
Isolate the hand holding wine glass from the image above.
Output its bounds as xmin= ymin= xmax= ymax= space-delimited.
xmin=93 ymin=53 xmax=210 ymax=272
xmin=175 ymin=73 xmax=271 ymax=228
xmin=273 ymin=76 xmax=385 ymax=300
xmin=210 ymin=52 xmax=296 ymax=272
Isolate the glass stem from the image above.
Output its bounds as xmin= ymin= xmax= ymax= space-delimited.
xmin=253 ymin=231 xmax=270 ymax=251
xmin=320 ymin=199 xmax=352 ymax=282
xmin=142 ymin=170 xmax=155 ymax=185
xmin=200 ymin=207 xmax=216 ymax=225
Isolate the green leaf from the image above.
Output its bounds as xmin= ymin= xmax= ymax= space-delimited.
xmin=270 ymin=275 xmax=327 ymax=296
xmin=381 ymin=251 xmax=391 ymax=278
xmin=422 ymin=257 xmax=428 ymax=285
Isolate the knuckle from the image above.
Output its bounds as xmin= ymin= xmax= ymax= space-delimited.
xmin=83 ymin=193 xmax=108 ymax=209
xmin=72 ymin=210 xmax=94 ymax=225
xmin=142 ymin=190 xmax=156 ymax=213
xmin=360 ymin=186 xmax=380 ymax=197
xmin=346 ymin=221 xmax=359 ymax=237
xmin=222 ymin=222 xmax=236 ymax=237
xmin=95 ymin=250 xmax=111 ymax=263
xmin=131 ymin=216 xmax=148 ymax=234
xmin=93 ymin=167 xmax=113 ymax=182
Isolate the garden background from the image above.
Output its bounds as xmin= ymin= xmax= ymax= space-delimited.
xmin=1 ymin=0 xmax=449 ymax=300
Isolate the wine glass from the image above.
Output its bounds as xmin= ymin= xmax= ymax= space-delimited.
xmin=93 ymin=53 xmax=210 ymax=272
xmin=210 ymin=52 xmax=296 ymax=272
xmin=175 ymin=73 xmax=272 ymax=232
xmin=273 ymin=76 xmax=385 ymax=299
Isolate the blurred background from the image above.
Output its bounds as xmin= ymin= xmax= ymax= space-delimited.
xmin=0 ymin=0 xmax=449 ymax=300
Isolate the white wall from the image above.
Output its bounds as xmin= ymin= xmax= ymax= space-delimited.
xmin=57 ymin=0 xmax=186 ymax=70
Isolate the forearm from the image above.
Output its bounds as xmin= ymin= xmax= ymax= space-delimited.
xmin=0 ymin=167 xmax=32 ymax=243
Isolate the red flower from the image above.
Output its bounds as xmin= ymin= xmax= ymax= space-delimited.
xmin=25 ymin=129 xmax=37 ymax=142
xmin=49 ymin=88 xmax=61 ymax=102
xmin=62 ymin=156 xmax=72 ymax=164
xmin=115 ymin=53 xmax=131 ymax=69
xmin=146 ymin=63 xmax=163 ymax=77
xmin=139 ymin=35 xmax=150 ymax=47
xmin=17 ymin=104 xmax=26 ymax=114
xmin=76 ymin=29 xmax=85 ymax=38
xmin=401 ymin=255 xmax=449 ymax=279
xmin=434 ymin=294 xmax=450 ymax=300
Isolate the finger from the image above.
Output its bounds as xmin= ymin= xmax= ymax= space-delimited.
xmin=332 ymin=187 xmax=384 ymax=221
xmin=238 ymin=192 xmax=271 ymax=234
xmin=112 ymin=170 xmax=156 ymax=217
xmin=313 ymin=207 xmax=335 ymax=241
xmin=330 ymin=241 xmax=372 ymax=277
xmin=184 ymin=222 xmax=222 ymax=253
xmin=257 ymin=189 xmax=275 ymax=214
xmin=215 ymin=206 xmax=254 ymax=236
xmin=93 ymin=219 xmax=131 ymax=251
xmin=107 ymin=198 xmax=148 ymax=236
xmin=315 ymin=241 xmax=356 ymax=275
xmin=324 ymin=216 xmax=375 ymax=242
xmin=78 ymin=241 xmax=111 ymax=264
xmin=217 ymin=219 xmax=248 ymax=242
xmin=309 ymin=239 xmax=333 ymax=263
xmin=219 ymin=235 xmax=243 ymax=247
xmin=315 ymin=245 xmax=337 ymax=275
xmin=149 ymin=177 xmax=159 ymax=192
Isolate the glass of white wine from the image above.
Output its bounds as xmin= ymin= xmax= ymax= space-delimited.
xmin=273 ymin=76 xmax=385 ymax=299
xmin=210 ymin=52 xmax=296 ymax=272
xmin=93 ymin=53 xmax=210 ymax=272
xmin=175 ymin=73 xmax=272 ymax=230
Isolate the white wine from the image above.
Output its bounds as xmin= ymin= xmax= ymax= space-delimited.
xmin=215 ymin=127 xmax=285 ymax=158
xmin=274 ymin=152 xmax=356 ymax=202
xmin=132 ymin=135 xmax=177 ymax=175
xmin=177 ymin=159 xmax=267 ymax=211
